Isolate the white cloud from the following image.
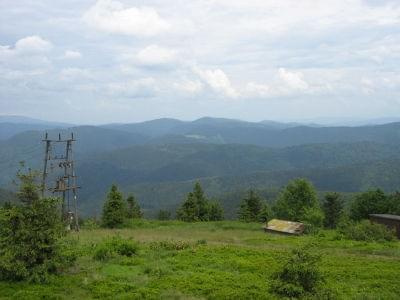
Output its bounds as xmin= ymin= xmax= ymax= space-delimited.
xmin=0 ymin=35 xmax=52 ymax=59
xmin=107 ymin=77 xmax=157 ymax=98
xmin=278 ymin=68 xmax=309 ymax=91
xmin=83 ymin=0 xmax=170 ymax=36
xmin=174 ymin=79 xmax=203 ymax=94
xmin=194 ymin=67 xmax=238 ymax=98
xmin=135 ymin=45 xmax=176 ymax=66
xmin=14 ymin=35 xmax=53 ymax=54
xmin=60 ymin=68 xmax=92 ymax=80
xmin=64 ymin=50 xmax=82 ymax=59
xmin=245 ymin=68 xmax=314 ymax=98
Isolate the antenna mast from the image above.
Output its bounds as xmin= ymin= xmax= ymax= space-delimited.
xmin=41 ymin=132 xmax=80 ymax=231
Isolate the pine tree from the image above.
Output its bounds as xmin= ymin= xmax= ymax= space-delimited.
xmin=238 ymin=190 xmax=263 ymax=222
xmin=176 ymin=192 xmax=198 ymax=222
xmin=322 ymin=192 xmax=343 ymax=228
xmin=126 ymin=195 xmax=142 ymax=219
xmin=0 ymin=169 xmax=72 ymax=282
xmin=208 ymin=201 xmax=224 ymax=221
xmin=193 ymin=182 xmax=209 ymax=221
xmin=102 ymin=184 xmax=126 ymax=228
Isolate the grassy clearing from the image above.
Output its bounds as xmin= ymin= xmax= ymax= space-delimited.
xmin=0 ymin=220 xmax=399 ymax=299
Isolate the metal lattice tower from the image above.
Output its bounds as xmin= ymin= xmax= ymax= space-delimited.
xmin=41 ymin=132 xmax=80 ymax=231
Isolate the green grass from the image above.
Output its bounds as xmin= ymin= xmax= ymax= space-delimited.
xmin=1 ymin=220 xmax=400 ymax=299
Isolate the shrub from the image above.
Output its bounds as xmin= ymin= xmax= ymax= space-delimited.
xmin=93 ymin=237 xmax=139 ymax=261
xmin=338 ymin=220 xmax=395 ymax=242
xmin=350 ymin=189 xmax=387 ymax=221
xmin=270 ymin=244 xmax=325 ymax=298
xmin=0 ymin=170 xmax=75 ymax=283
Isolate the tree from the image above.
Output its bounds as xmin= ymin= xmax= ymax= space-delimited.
xmin=387 ymin=191 xmax=400 ymax=215
xmin=126 ymin=195 xmax=142 ymax=219
xmin=176 ymin=182 xmax=222 ymax=222
xmin=322 ymin=192 xmax=343 ymax=229
xmin=274 ymin=178 xmax=319 ymax=222
xmin=208 ymin=201 xmax=224 ymax=221
xmin=0 ymin=169 xmax=74 ymax=282
xmin=192 ymin=182 xmax=209 ymax=221
xmin=176 ymin=192 xmax=198 ymax=222
xmin=350 ymin=189 xmax=387 ymax=221
xmin=238 ymin=190 xmax=263 ymax=222
xmin=102 ymin=185 xmax=126 ymax=228
xmin=258 ymin=203 xmax=272 ymax=223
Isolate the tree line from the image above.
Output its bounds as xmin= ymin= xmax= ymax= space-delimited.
xmin=100 ymin=178 xmax=400 ymax=233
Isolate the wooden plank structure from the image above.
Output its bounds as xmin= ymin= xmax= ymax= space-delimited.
xmin=369 ymin=214 xmax=400 ymax=239
xmin=263 ymin=219 xmax=305 ymax=235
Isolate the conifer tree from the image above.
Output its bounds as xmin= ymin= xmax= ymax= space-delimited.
xmin=176 ymin=192 xmax=198 ymax=222
xmin=102 ymin=184 xmax=126 ymax=228
xmin=0 ymin=169 xmax=72 ymax=282
xmin=208 ymin=201 xmax=224 ymax=221
xmin=238 ymin=190 xmax=263 ymax=222
xmin=126 ymin=194 xmax=142 ymax=219
xmin=193 ymin=182 xmax=209 ymax=221
xmin=322 ymin=192 xmax=343 ymax=228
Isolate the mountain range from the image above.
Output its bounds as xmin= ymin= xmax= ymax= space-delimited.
xmin=1 ymin=116 xmax=400 ymax=217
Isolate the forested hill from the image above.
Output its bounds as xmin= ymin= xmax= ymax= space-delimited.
xmin=1 ymin=116 xmax=400 ymax=216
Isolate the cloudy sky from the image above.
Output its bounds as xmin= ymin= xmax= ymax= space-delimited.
xmin=1 ymin=0 xmax=400 ymax=124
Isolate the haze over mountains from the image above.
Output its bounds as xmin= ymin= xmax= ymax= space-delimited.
xmin=1 ymin=115 xmax=400 ymax=217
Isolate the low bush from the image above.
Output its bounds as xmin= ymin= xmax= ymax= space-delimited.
xmin=93 ymin=237 xmax=139 ymax=261
xmin=269 ymin=244 xmax=326 ymax=298
xmin=338 ymin=220 xmax=395 ymax=242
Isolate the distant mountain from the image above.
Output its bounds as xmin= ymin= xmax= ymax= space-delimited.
xmin=103 ymin=118 xmax=186 ymax=137
xmin=102 ymin=117 xmax=400 ymax=147
xmin=3 ymin=116 xmax=400 ymax=217
xmin=0 ymin=115 xmax=73 ymax=126
xmin=0 ymin=115 xmax=73 ymax=140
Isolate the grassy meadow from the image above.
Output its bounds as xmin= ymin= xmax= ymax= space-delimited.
xmin=1 ymin=220 xmax=399 ymax=299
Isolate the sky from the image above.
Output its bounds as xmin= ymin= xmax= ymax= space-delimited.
xmin=1 ymin=0 xmax=400 ymax=124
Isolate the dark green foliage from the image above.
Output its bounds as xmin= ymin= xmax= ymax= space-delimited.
xmin=157 ymin=210 xmax=171 ymax=220
xmin=302 ymin=207 xmax=325 ymax=234
xmin=192 ymin=182 xmax=209 ymax=221
xmin=208 ymin=201 xmax=224 ymax=221
xmin=270 ymin=244 xmax=325 ymax=298
xmin=101 ymin=185 xmax=126 ymax=228
xmin=177 ymin=182 xmax=224 ymax=222
xmin=350 ymin=189 xmax=387 ymax=221
xmin=338 ymin=220 xmax=395 ymax=242
xmin=274 ymin=178 xmax=320 ymax=222
xmin=258 ymin=203 xmax=272 ymax=223
xmin=176 ymin=192 xmax=198 ymax=222
xmin=93 ymin=237 xmax=139 ymax=261
xmin=238 ymin=190 xmax=270 ymax=222
xmin=323 ymin=192 xmax=343 ymax=228
xmin=0 ymin=170 xmax=74 ymax=282
xmin=16 ymin=169 xmax=40 ymax=205
xmin=126 ymin=194 xmax=142 ymax=219
xmin=386 ymin=192 xmax=400 ymax=215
